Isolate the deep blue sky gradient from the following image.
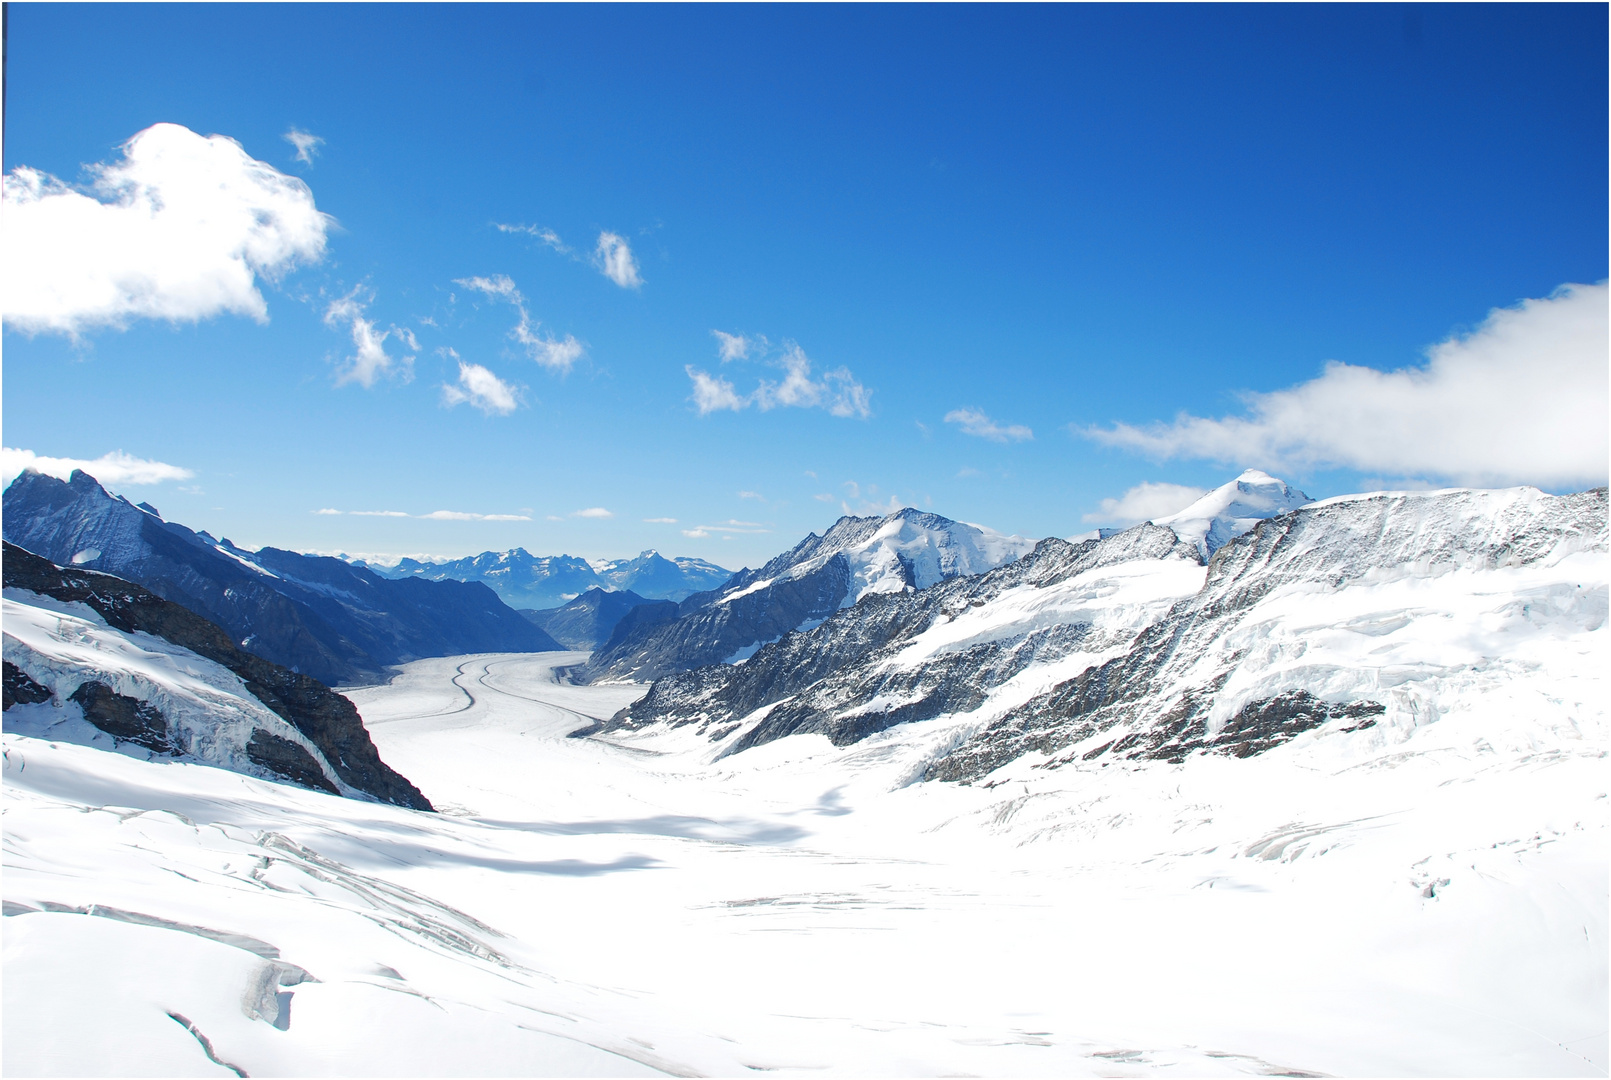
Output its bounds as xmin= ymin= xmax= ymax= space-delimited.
xmin=4 ymin=3 xmax=1605 ymax=566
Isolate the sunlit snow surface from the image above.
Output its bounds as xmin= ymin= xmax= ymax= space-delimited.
xmin=5 ymin=639 xmax=1606 ymax=1076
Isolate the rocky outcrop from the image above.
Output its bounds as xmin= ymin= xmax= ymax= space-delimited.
xmin=3 ymin=660 xmax=53 ymax=710
xmin=3 ymin=469 xmax=559 ymax=685
xmin=3 ymin=542 xmax=432 ymax=809
xmin=67 ymin=681 xmax=176 ymax=754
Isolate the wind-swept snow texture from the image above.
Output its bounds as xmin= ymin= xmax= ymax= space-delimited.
xmin=577 ymin=507 xmax=1033 ymax=684
xmin=2 ymin=543 xmax=430 ymax=809
xmin=4 ymin=648 xmax=1603 ymax=1076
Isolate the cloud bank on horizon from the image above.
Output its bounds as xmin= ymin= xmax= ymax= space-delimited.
xmin=1084 ymin=283 xmax=1609 ymax=488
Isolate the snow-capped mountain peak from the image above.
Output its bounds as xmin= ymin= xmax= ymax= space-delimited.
xmin=1153 ymin=469 xmax=1311 ymax=558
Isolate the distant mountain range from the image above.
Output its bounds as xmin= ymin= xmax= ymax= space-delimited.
xmin=573 ymin=507 xmax=1035 ymax=684
xmin=3 ymin=470 xmax=560 ymax=686
xmin=521 ymin=588 xmax=664 ymax=651
xmin=363 ymin=548 xmax=732 ymax=608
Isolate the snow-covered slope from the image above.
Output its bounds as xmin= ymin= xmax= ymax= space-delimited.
xmin=5 ymin=591 xmax=356 ymax=795
xmin=2 ymin=543 xmax=432 ymax=809
xmin=1153 ymin=468 xmax=1312 ymax=558
xmin=605 ymin=483 xmax=1606 ymax=784
xmin=5 ymin=648 xmax=1602 ymax=1076
xmin=575 ymin=508 xmax=1033 ymax=684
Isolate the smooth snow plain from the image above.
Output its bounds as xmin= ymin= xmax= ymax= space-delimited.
xmin=4 ymin=639 xmax=1605 ymax=1077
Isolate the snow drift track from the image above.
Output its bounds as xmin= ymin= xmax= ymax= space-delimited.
xmin=5 ymin=650 xmax=1606 ymax=1077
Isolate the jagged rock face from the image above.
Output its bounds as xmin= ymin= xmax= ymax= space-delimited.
xmin=3 ymin=470 xmax=559 ymax=685
xmin=3 ymin=542 xmax=432 ymax=809
xmin=3 ymin=660 xmax=53 ymax=710
xmin=600 ymin=524 xmax=1198 ymax=744
xmin=929 ymin=486 xmax=1609 ymax=782
xmin=67 ymin=681 xmax=176 ymax=754
xmin=576 ymin=507 xmax=1033 ymax=685
xmin=605 ymin=485 xmax=1607 ymax=785
xmin=521 ymin=588 xmax=655 ymax=650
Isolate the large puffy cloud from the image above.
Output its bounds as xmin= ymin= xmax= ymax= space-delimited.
xmin=1081 ymin=482 xmax=1209 ymax=526
xmin=687 ymin=341 xmax=872 ymax=419
xmin=1 ymin=447 xmax=193 ymax=488
xmin=3 ymin=123 xmax=330 ymax=336
xmin=1084 ymin=283 xmax=1609 ymax=488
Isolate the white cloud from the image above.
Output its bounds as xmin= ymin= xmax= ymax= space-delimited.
xmin=441 ymin=361 xmax=519 ymax=416
xmin=325 ymin=290 xmax=414 ymax=388
xmin=681 ymin=519 xmax=770 ymax=537
xmin=454 ymin=274 xmax=583 ymax=373
xmin=643 ymin=517 xmax=678 ymax=524
xmin=681 ymin=528 xmax=710 ymax=538
xmin=351 ymin=510 xmax=410 ymax=517
xmin=738 ymin=490 xmax=765 ymax=501
xmin=283 ymin=128 xmax=324 ymax=165
xmin=813 ymin=493 xmax=836 ymax=502
xmin=1082 ymin=482 xmax=1210 ymax=526
xmin=1084 ymin=283 xmax=1609 ymax=488
xmin=314 ymin=508 xmax=342 ymax=515
xmin=495 ymin=223 xmax=570 ymax=254
xmin=571 ymin=507 xmax=613 ymax=519
xmin=713 ymin=330 xmax=765 ymax=362
xmin=686 ymin=342 xmax=872 ymax=419
xmin=945 ymin=408 xmax=1033 ymax=443
xmin=1 ymin=447 xmax=193 ymax=489
xmin=3 ymin=123 xmax=330 ymax=337
xmin=420 ymin=510 xmax=531 ymax=522
xmin=594 ymin=231 xmax=642 ymax=289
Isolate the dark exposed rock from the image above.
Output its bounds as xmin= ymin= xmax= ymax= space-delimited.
xmin=3 ymin=660 xmax=54 ymax=710
xmin=3 ymin=469 xmax=559 ymax=686
xmin=67 ymin=681 xmax=174 ymax=753
xmin=522 ymin=588 xmax=657 ymax=650
xmin=246 ymin=728 xmax=341 ymax=795
xmin=3 ymin=542 xmax=432 ymax=810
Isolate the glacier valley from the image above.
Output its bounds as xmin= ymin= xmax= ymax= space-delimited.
xmin=2 ymin=474 xmax=1605 ymax=1077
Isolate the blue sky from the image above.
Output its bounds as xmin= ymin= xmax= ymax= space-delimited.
xmin=3 ymin=3 xmax=1606 ymax=570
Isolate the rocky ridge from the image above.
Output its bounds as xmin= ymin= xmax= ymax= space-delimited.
xmin=3 ymin=542 xmax=432 ymax=809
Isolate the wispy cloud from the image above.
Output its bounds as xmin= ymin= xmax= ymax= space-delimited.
xmin=713 ymin=330 xmax=766 ymax=362
xmin=738 ymin=490 xmax=765 ymax=501
xmin=494 ymin=222 xmax=570 ymax=254
xmin=421 ymin=510 xmax=531 ymax=521
xmin=687 ymin=341 xmax=872 ymax=419
xmin=284 ymin=127 xmax=324 ymax=165
xmin=3 ymin=123 xmax=330 ymax=337
xmin=839 ymin=480 xmax=907 ymax=516
xmin=1081 ymin=482 xmax=1209 ymax=526
xmin=441 ymin=359 xmax=520 ymax=415
xmin=681 ymin=519 xmax=770 ymax=538
xmin=594 ymin=231 xmax=643 ymax=289
xmin=945 ymin=408 xmax=1033 ymax=443
xmin=455 ymin=274 xmax=584 ymax=373
xmin=314 ymin=507 xmax=530 ymax=521
xmin=571 ymin=507 xmax=613 ymax=519
xmin=643 ymin=516 xmax=678 ymax=524
xmin=325 ymin=288 xmax=415 ymax=388
xmin=1082 ymin=283 xmax=1609 ymax=488
xmin=1 ymin=447 xmax=194 ymax=488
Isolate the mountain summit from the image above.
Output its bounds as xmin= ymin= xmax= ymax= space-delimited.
xmin=1153 ymin=469 xmax=1312 ymax=558
xmin=574 ymin=507 xmax=1033 ymax=684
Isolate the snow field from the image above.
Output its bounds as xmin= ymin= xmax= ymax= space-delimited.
xmin=6 ymin=643 xmax=1604 ymax=1076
